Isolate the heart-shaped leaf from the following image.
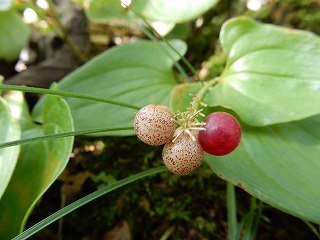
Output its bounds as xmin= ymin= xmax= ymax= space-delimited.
xmin=57 ymin=40 xmax=187 ymax=136
xmin=0 ymin=93 xmax=74 ymax=239
xmin=205 ymin=115 xmax=320 ymax=223
xmin=204 ymin=17 xmax=320 ymax=126
xmin=0 ymin=97 xmax=20 ymax=199
xmin=0 ymin=10 xmax=29 ymax=61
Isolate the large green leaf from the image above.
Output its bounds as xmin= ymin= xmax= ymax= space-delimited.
xmin=204 ymin=17 xmax=320 ymax=126
xmin=170 ymin=82 xmax=202 ymax=114
xmin=205 ymin=115 xmax=320 ymax=223
xmin=0 ymin=9 xmax=29 ymax=61
xmin=131 ymin=0 xmax=220 ymax=23
xmin=86 ymin=0 xmax=219 ymax=24
xmin=0 ymin=92 xmax=74 ymax=239
xmin=85 ymin=0 xmax=127 ymax=22
xmin=57 ymin=40 xmax=187 ymax=136
xmin=0 ymin=97 xmax=20 ymax=199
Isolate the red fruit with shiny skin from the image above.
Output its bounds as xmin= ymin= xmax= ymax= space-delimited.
xmin=198 ymin=112 xmax=241 ymax=156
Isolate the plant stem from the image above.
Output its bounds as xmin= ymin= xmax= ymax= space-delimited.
xmin=304 ymin=221 xmax=320 ymax=239
xmin=159 ymin=226 xmax=175 ymax=240
xmin=189 ymin=77 xmax=220 ymax=112
xmin=173 ymin=77 xmax=219 ymax=138
xmin=0 ymin=127 xmax=134 ymax=149
xmin=227 ymin=182 xmax=238 ymax=240
xmin=46 ymin=0 xmax=87 ymax=63
xmin=197 ymin=77 xmax=220 ymax=100
xmin=0 ymin=84 xmax=141 ymax=110
xmin=241 ymin=197 xmax=262 ymax=240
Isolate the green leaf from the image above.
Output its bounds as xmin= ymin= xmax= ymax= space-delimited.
xmin=170 ymin=82 xmax=203 ymax=114
xmin=3 ymin=91 xmax=35 ymax=128
xmin=86 ymin=0 xmax=220 ymax=24
xmin=0 ymin=10 xmax=29 ymax=61
xmin=85 ymin=0 xmax=127 ymax=22
xmin=131 ymin=0 xmax=220 ymax=23
xmin=205 ymin=115 xmax=320 ymax=223
xmin=204 ymin=17 xmax=320 ymax=126
xmin=0 ymin=94 xmax=74 ymax=239
xmin=0 ymin=97 xmax=20 ymax=199
xmin=57 ymin=40 xmax=187 ymax=136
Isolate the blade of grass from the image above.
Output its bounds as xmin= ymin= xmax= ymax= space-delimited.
xmin=12 ymin=166 xmax=167 ymax=240
xmin=0 ymin=127 xmax=134 ymax=149
xmin=227 ymin=182 xmax=238 ymax=240
xmin=0 ymin=84 xmax=141 ymax=110
xmin=241 ymin=198 xmax=263 ymax=240
xmin=303 ymin=221 xmax=320 ymax=239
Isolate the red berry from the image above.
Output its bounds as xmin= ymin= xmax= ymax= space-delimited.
xmin=162 ymin=129 xmax=204 ymax=175
xmin=134 ymin=104 xmax=176 ymax=146
xmin=198 ymin=112 xmax=241 ymax=156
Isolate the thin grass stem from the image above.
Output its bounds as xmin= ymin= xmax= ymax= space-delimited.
xmin=304 ymin=221 xmax=320 ymax=239
xmin=0 ymin=127 xmax=134 ymax=149
xmin=227 ymin=182 xmax=238 ymax=240
xmin=0 ymin=84 xmax=140 ymax=110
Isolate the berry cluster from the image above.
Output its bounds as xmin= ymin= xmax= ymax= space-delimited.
xmin=133 ymin=100 xmax=241 ymax=175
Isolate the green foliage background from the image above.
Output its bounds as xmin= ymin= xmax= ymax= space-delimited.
xmin=1 ymin=0 xmax=320 ymax=239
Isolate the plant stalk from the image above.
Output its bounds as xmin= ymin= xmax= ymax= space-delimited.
xmin=227 ymin=182 xmax=238 ymax=240
xmin=0 ymin=127 xmax=134 ymax=149
xmin=0 ymin=84 xmax=141 ymax=110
